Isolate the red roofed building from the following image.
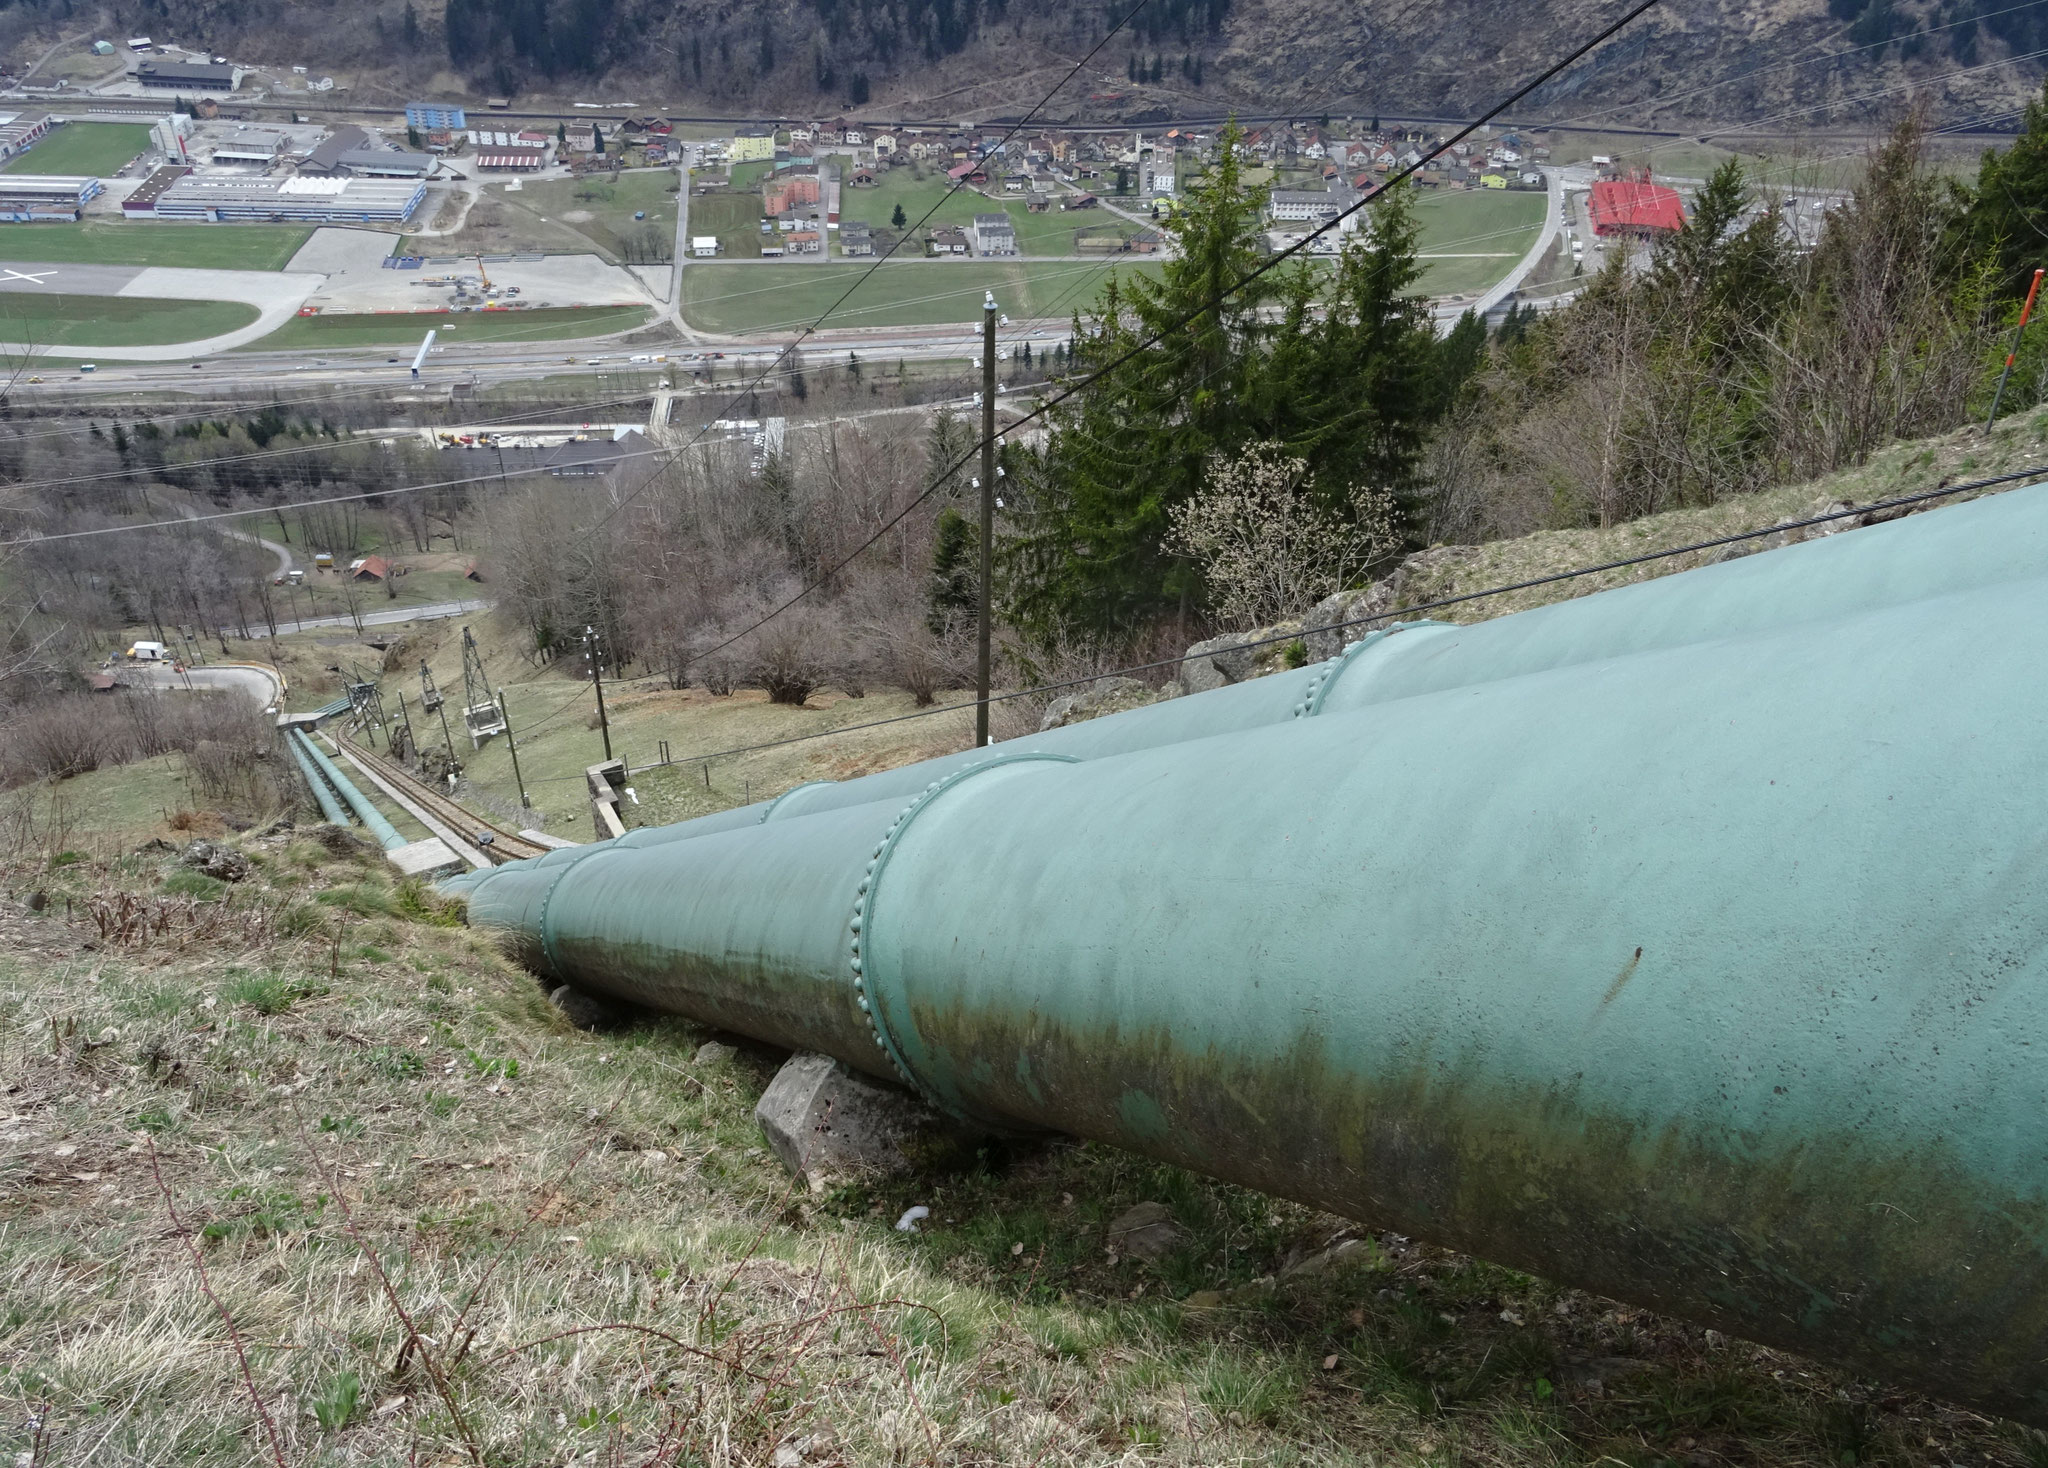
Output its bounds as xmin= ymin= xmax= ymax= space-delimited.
xmin=1588 ymin=174 xmax=1685 ymax=238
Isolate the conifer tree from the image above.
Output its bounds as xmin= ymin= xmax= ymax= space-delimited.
xmin=1961 ymin=74 xmax=2048 ymax=299
xmin=1008 ymin=121 xmax=1275 ymax=640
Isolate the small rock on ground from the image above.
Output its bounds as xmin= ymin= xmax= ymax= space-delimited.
xmin=1105 ymin=1200 xmax=1184 ymax=1259
xmin=179 ymin=840 xmax=251 ymax=883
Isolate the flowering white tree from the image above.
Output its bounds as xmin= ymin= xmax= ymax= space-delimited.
xmin=1167 ymin=442 xmax=1399 ymax=630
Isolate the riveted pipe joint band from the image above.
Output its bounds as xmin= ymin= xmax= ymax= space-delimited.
xmin=1291 ymin=621 xmax=1454 ymax=720
xmin=538 ymin=845 xmax=626 ymax=982
xmin=762 ymin=779 xmax=838 ymax=822
xmin=850 ymin=752 xmax=1078 ymax=1128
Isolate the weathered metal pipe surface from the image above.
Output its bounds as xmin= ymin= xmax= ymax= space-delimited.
xmin=463 ymin=492 xmax=2048 ymax=1420
xmin=294 ymin=730 xmax=405 ymax=852
xmin=447 ymin=483 xmax=2048 ymax=905
xmin=287 ymin=730 xmax=352 ymax=827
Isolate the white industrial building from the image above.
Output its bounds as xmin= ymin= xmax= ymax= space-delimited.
xmin=210 ymin=126 xmax=289 ymax=166
xmin=0 ymin=175 xmax=103 ymax=221
xmin=145 ymin=173 xmax=424 ymax=223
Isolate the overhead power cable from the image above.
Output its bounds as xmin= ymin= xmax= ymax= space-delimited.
xmin=517 ymin=461 xmax=2040 ymax=783
xmin=656 ymin=0 xmax=1670 ymax=676
xmin=566 ymin=0 xmax=1171 ymax=532
xmin=1563 ymin=0 xmax=2048 ymax=133
xmin=0 ymin=8 xmax=1169 ymax=544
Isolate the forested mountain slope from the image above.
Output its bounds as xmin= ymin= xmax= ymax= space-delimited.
xmin=11 ymin=0 xmax=2045 ymax=123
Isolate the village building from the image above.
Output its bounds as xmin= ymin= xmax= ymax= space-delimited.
xmin=729 ymin=127 xmax=775 ymax=162
xmin=406 ymin=102 xmax=466 ymax=130
xmin=1589 ymin=174 xmax=1685 ymax=237
xmin=135 ymin=58 xmax=236 ymax=90
xmin=141 ymin=173 xmax=424 ymax=223
xmin=971 ymin=213 xmax=1017 ymax=256
xmin=0 ymin=112 xmax=52 ymax=165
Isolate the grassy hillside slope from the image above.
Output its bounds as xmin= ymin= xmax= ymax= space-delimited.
xmin=11 ymin=410 xmax=2048 ymax=1463
xmin=3 ymin=828 xmax=2038 ymax=1466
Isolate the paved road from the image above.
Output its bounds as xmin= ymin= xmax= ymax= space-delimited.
xmin=1468 ymin=167 xmax=1568 ymax=320
xmin=274 ymin=598 xmax=489 ymax=636
xmin=147 ymin=487 xmax=294 ymax=576
xmin=232 ymin=523 xmax=295 ymax=577
xmin=125 ymin=660 xmax=285 ymax=710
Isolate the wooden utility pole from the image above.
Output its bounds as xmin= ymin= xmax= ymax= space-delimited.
xmin=497 ymin=688 xmax=529 ymax=809
xmin=584 ymin=625 xmax=613 ymax=762
xmin=977 ymin=291 xmax=997 ymax=749
xmin=435 ymin=690 xmax=461 ymax=784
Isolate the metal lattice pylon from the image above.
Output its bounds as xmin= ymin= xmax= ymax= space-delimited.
xmin=460 ymin=625 xmax=507 ymax=747
xmin=420 ymin=659 xmax=444 ymax=713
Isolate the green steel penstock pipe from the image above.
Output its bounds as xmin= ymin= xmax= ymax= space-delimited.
xmin=461 ymin=485 xmax=2048 ymax=1422
xmin=292 ymin=729 xmax=406 ymax=852
xmin=446 ymin=481 xmax=2048 ymax=903
xmin=286 ymin=727 xmax=353 ymax=827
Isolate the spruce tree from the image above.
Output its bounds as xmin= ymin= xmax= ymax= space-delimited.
xmin=1962 ymin=74 xmax=2048 ymax=298
xmin=926 ymin=507 xmax=977 ymax=633
xmin=1246 ymin=180 xmax=1440 ymax=516
xmin=1009 ymin=120 xmax=1275 ymax=640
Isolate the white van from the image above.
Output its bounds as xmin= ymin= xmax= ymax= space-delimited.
xmin=125 ymin=640 xmax=166 ymax=662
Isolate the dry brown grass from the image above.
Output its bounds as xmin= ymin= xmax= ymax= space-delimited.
xmin=1397 ymin=404 xmax=2048 ymax=627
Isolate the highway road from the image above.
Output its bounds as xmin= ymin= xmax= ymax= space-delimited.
xmin=0 ymin=135 xmax=1549 ymax=409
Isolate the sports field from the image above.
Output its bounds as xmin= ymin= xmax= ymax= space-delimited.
xmin=1 ymin=122 xmax=152 ymax=177
xmin=0 ymin=294 xmax=258 ymax=346
xmin=1411 ymin=188 xmax=1547 ymax=297
xmin=241 ymin=304 xmax=652 ymax=349
xmin=0 ymin=221 xmax=313 ymax=270
xmin=679 ymin=258 xmax=1161 ymax=333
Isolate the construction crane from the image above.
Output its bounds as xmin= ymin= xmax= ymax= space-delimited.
xmin=473 ymin=254 xmax=491 ymax=290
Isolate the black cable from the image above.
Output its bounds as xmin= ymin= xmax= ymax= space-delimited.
xmin=660 ymin=0 xmax=1670 ymax=678
xmin=510 ymin=449 xmax=2047 ymax=783
xmin=575 ymin=0 xmax=1170 ymax=542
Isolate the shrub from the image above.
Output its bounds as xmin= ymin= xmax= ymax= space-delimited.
xmin=0 ymin=687 xmax=283 ymax=808
xmin=742 ymin=605 xmax=846 ymax=706
xmin=160 ymin=869 xmax=225 ymax=900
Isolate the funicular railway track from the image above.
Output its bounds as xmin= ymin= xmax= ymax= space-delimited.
xmin=334 ymin=737 xmax=553 ymax=864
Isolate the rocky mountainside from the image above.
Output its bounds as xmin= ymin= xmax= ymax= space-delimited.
xmin=23 ymin=0 xmax=2047 ymax=126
